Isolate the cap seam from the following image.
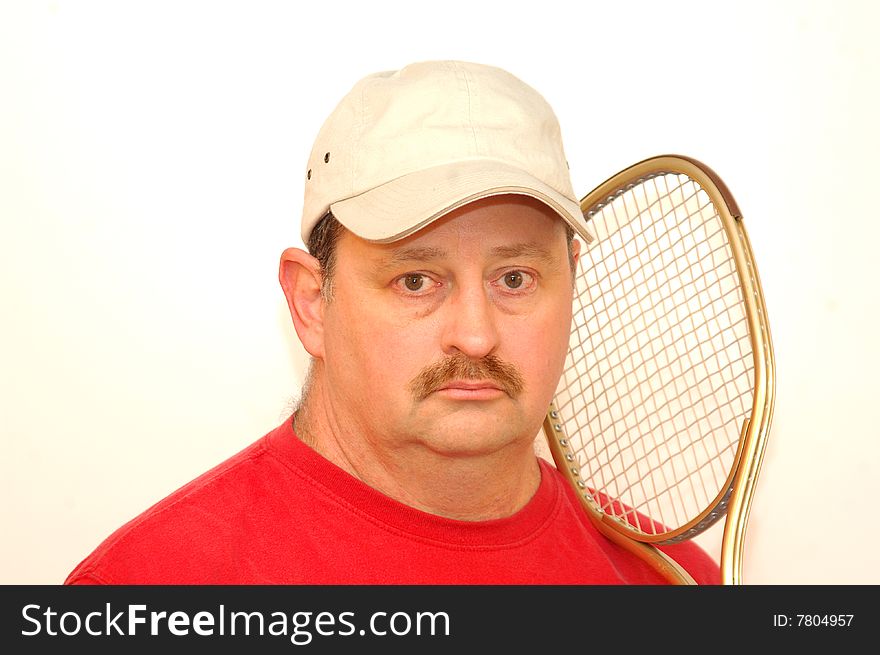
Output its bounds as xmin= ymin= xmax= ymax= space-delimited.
xmin=457 ymin=62 xmax=480 ymax=155
xmin=350 ymin=79 xmax=367 ymax=199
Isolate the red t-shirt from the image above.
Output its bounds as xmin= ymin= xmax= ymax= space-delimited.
xmin=66 ymin=417 xmax=720 ymax=584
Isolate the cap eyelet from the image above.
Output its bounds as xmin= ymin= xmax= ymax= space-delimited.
xmin=307 ymin=169 xmax=312 ymax=180
xmin=324 ymin=152 xmax=330 ymax=163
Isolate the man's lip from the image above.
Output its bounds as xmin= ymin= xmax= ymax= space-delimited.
xmin=432 ymin=381 xmax=508 ymax=400
xmin=437 ymin=380 xmax=503 ymax=391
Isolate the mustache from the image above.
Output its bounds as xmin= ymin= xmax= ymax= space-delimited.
xmin=408 ymin=353 xmax=525 ymax=401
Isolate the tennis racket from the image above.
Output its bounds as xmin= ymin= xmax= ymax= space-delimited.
xmin=543 ymin=155 xmax=775 ymax=584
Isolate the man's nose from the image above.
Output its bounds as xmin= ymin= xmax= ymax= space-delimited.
xmin=439 ymin=282 xmax=500 ymax=360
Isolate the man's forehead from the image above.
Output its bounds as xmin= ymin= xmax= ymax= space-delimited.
xmin=345 ymin=204 xmax=566 ymax=267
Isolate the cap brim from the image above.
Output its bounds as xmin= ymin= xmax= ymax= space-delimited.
xmin=329 ymin=159 xmax=596 ymax=244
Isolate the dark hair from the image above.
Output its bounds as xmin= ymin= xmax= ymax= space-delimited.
xmin=306 ymin=210 xmax=577 ymax=300
xmin=306 ymin=212 xmax=347 ymax=300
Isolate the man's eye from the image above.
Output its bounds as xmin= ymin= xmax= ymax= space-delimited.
xmin=403 ymin=274 xmax=426 ymax=291
xmin=503 ymin=271 xmax=524 ymax=289
xmin=494 ymin=269 xmax=536 ymax=293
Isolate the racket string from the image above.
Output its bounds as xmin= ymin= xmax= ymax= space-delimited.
xmin=556 ymin=173 xmax=755 ymax=535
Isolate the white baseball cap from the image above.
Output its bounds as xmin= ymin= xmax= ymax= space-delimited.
xmin=301 ymin=60 xmax=594 ymax=245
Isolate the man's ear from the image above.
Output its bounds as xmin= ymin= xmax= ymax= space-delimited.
xmin=279 ymin=247 xmax=325 ymax=359
xmin=571 ymin=236 xmax=582 ymax=269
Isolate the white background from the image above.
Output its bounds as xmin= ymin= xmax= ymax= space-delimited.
xmin=1 ymin=0 xmax=877 ymax=584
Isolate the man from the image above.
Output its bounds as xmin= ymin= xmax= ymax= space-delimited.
xmin=66 ymin=61 xmax=719 ymax=584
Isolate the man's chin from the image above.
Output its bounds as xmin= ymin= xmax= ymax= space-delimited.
xmin=407 ymin=405 xmax=537 ymax=457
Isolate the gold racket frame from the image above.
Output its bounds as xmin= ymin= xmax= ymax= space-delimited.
xmin=543 ymin=155 xmax=776 ymax=584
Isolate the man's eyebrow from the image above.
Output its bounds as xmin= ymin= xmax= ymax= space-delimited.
xmin=489 ymin=242 xmax=557 ymax=264
xmin=380 ymin=246 xmax=449 ymax=267
xmin=375 ymin=242 xmax=559 ymax=269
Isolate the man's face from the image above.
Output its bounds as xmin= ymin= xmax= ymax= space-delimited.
xmin=319 ymin=194 xmax=578 ymax=459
